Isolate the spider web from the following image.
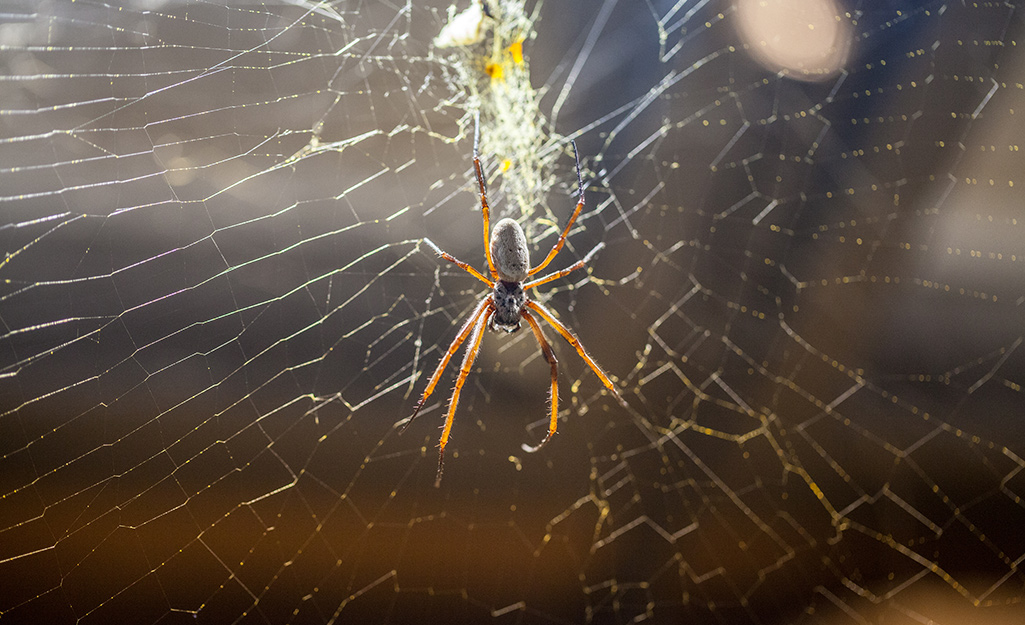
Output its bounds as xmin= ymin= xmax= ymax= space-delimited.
xmin=1 ymin=0 xmax=1024 ymax=623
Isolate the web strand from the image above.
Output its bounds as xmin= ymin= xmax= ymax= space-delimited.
xmin=0 ymin=1 xmax=1022 ymax=624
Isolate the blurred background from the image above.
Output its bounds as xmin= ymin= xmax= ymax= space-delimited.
xmin=1 ymin=0 xmax=1023 ymax=623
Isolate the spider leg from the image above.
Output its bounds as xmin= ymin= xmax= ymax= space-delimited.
xmin=524 ymin=300 xmax=628 ymax=408
xmin=402 ymin=297 xmax=493 ymax=434
xmin=521 ymin=310 xmax=559 ymax=453
xmin=473 ymin=111 xmax=499 ymax=281
xmin=423 ymin=238 xmax=493 ymax=286
xmin=527 ymin=139 xmax=586 ymax=277
xmin=435 ymin=305 xmax=493 ymax=487
xmin=522 ymin=242 xmax=605 ymax=290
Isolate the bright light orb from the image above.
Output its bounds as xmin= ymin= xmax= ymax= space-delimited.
xmin=733 ymin=0 xmax=852 ymax=81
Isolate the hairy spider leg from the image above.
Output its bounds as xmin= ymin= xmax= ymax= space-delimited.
xmin=472 ymin=112 xmax=499 ymax=281
xmin=403 ymin=297 xmax=493 ymax=434
xmin=435 ymin=306 xmax=493 ymax=487
xmin=523 ymin=242 xmax=605 ymax=290
xmin=528 ymin=140 xmax=586 ymax=277
xmin=524 ymin=300 xmax=628 ymax=407
xmin=521 ymin=310 xmax=559 ymax=453
xmin=423 ymin=238 xmax=493 ymax=286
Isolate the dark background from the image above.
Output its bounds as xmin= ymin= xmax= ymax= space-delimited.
xmin=1 ymin=1 xmax=1023 ymax=623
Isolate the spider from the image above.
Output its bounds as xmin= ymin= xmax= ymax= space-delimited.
xmin=403 ymin=115 xmax=626 ymax=486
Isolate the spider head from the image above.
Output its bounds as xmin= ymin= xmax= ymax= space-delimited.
xmin=490 ymin=280 xmax=525 ymax=332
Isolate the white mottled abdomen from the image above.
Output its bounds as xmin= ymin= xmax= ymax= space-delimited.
xmin=490 ymin=218 xmax=529 ymax=282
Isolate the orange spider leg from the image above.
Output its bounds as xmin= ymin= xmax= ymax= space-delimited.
xmin=521 ymin=310 xmax=558 ymax=453
xmin=527 ymin=140 xmax=586 ymax=277
xmin=525 ymin=300 xmax=627 ymax=407
xmin=473 ymin=112 xmax=499 ymax=281
xmin=435 ymin=305 xmax=493 ymax=487
xmin=403 ymin=297 xmax=493 ymax=434
xmin=423 ymin=238 xmax=493 ymax=286
xmin=523 ymin=242 xmax=605 ymax=290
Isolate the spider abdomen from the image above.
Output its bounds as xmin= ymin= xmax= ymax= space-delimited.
xmin=490 ymin=218 xmax=529 ymax=282
xmin=490 ymin=280 xmax=525 ymax=332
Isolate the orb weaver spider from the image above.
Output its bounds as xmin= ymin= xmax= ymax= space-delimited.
xmin=403 ymin=115 xmax=626 ymax=486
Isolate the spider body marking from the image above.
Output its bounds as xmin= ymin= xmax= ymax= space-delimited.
xmin=402 ymin=113 xmax=627 ymax=487
xmin=489 ymin=217 xmax=529 ymax=332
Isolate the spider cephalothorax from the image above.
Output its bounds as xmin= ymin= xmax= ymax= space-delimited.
xmin=491 ymin=280 xmax=526 ymax=332
xmin=402 ymin=114 xmax=626 ymax=486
